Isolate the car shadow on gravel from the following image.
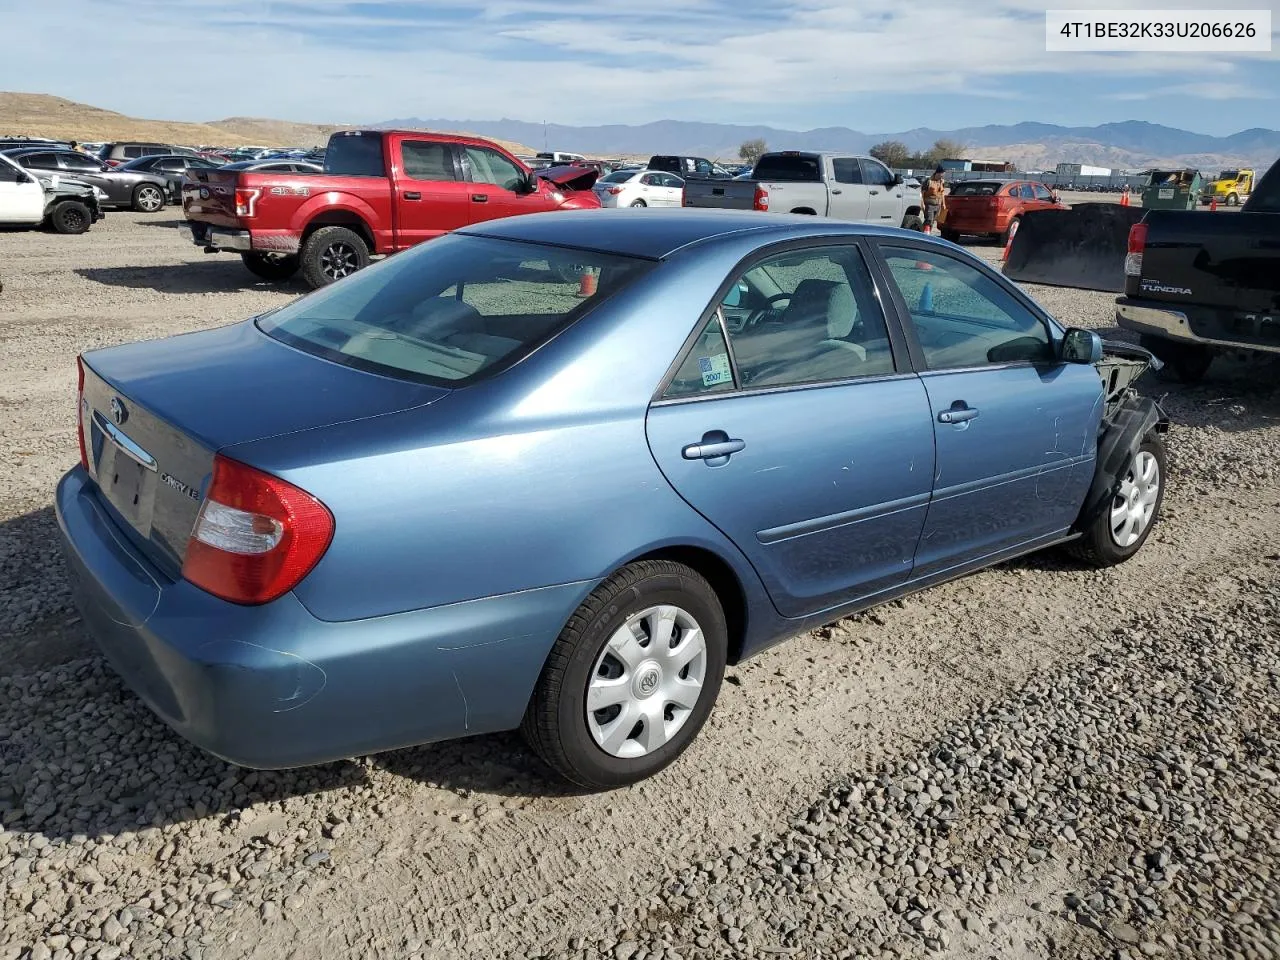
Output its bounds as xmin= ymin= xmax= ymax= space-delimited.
xmin=76 ymin=263 xmax=303 ymax=295
xmin=133 ymin=218 xmax=187 ymax=229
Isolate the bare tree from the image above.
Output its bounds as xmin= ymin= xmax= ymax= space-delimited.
xmin=927 ymin=138 xmax=967 ymax=163
xmin=738 ymin=138 xmax=768 ymax=165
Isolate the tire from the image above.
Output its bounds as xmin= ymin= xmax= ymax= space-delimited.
xmin=1226 ymin=193 xmax=1239 ymax=207
xmin=521 ymin=560 xmax=728 ymax=789
xmin=630 ymin=199 xmax=646 ymax=208
xmin=1069 ymin=435 xmax=1167 ymax=567
xmin=299 ymin=226 xmax=370 ymax=289
xmin=902 ymin=214 xmax=924 ymax=232
xmin=241 ymin=251 xmax=300 ymax=282
xmin=48 ymin=200 xmax=92 ymax=235
xmin=940 ymin=228 xmax=961 ymax=243
xmin=131 ymin=183 xmax=165 ymax=213
xmin=1139 ymin=334 xmax=1213 ymax=383
xmin=1002 ymin=217 xmax=1021 ymax=247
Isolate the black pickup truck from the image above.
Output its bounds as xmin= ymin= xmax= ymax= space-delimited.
xmin=1115 ymin=160 xmax=1280 ymax=381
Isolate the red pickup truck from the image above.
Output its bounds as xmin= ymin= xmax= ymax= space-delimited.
xmin=180 ymin=130 xmax=602 ymax=288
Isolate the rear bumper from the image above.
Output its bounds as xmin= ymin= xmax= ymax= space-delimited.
xmin=55 ymin=466 xmax=588 ymax=769
xmin=1115 ymin=298 xmax=1280 ymax=357
xmin=179 ymin=222 xmax=300 ymax=254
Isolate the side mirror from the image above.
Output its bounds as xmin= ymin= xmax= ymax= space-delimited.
xmin=891 ymin=173 xmax=904 ymax=186
xmin=519 ymin=171 xmax=539 ymax=194
xmin=1061 ymin=327 xmax=1103 ymax=364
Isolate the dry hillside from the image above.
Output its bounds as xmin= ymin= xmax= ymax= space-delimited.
xmin=0 ymin=92 xmax=534 ymax=154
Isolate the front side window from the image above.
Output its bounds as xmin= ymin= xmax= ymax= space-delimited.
xmin=258 ymin=235 xmax=654 ymax=385
xmin=464 ymin=147 xmax=523 ymax=190
xmin=859 ymin=159 xmax=894 ymax=186
xmin=879 ymin=245 xmax=1054 ymax=368
xmin=1034 ymin=183 xmax=1054 ymax=201
xmin=832 ymin=159 xmax=862 ymax=184
xmin=59 ymin=153 xmax=102 ymax=172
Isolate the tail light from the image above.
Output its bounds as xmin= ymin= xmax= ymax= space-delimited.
xmin=1125 ymin=222 xmax=1148 ymax=277
xmin=183 ymin=455 xmax=334 ymax=605
xmin=76 ymin=356 xmax=88 ymax=471
xmin=753 ymin=185 xmax=770 ymax=211
xmin=234 ymin=188 xmax=261 ymax=218
xmin=607 ymin=186 xmax=623 ymax=195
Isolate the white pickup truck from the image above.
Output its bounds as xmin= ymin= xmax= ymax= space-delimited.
xmin=682 ymin=150 xmax=924 ymax=229
xmin=0 ymin=152 xmax=104 ymax=234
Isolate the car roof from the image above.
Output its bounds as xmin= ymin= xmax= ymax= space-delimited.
xmin=459 ymin=208 xmax=932 ymax=260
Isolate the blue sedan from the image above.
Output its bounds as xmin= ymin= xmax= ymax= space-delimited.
xmin=56 ymin=209 xmax=1168 ymax=788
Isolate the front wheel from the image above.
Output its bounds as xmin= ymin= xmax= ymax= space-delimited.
xmin=48 ymin=200 xmax=92 ymax=234
xmin=1070 ymin=436 xmax=1166 ymax=567
xmin=940 ymin=228 xmax=961 ymax=243
xmin=241 ymin=251 xmax=300 ymax=282
xmin=521 ymin=560 xmax=727 ymax=789
xmin=131 ymin=183 xmax=165 ymax=213
xmin=901 ymin=213 xmax=924 ymax=232
xmin=300 ymin=226 xmax=370 ymax=289
xmin=1226 ymin=193 xmax=1239 ymax=206
xmin=630 ymin=199 xmax=647 ymax=208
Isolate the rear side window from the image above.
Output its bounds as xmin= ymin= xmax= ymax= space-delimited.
xmin=401 ymin=141 xmax=457 ymax=181
xmin=123 ymin=146 xmax=143 ymax=158
xmin=1018 ymin=184 xmax=1035 ymax=199
xmin=753 ymin=155 xmax=822 ymax=182
xmin=258 ymin=235 xmax=655 ymax=386
xmin=325 ymin=134 xmax=385 ymax=176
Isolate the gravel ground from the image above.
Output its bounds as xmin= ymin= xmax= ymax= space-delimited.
xmin=1 ymin=211 xmax=1278 ymax=960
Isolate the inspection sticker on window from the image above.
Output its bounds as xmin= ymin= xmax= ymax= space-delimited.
xmin=698 ymin=353 xmax=732 ymax=387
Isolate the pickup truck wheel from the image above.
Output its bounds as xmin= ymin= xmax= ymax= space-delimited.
xmin=300 ymin=226 xmax=369 ymax=288
xmin=940 ymin=228 xmax=961 ymax=243
xmin=131 ymin=184 xmax=165 ymax=213
xmin=1139 ymin=335 xmax=1213 ymax=383
xmin=1070 ymin=435 xmax=1166 ymax=567
xmin=902 ymin=214 xmax=924 ymax=232
xmin=48 ymin=200 xmax=92 ymax=235
xmin=1226 ymin=193 xmax=1239 ymax=206
xmin=241 ymin=252 xmax=300 ymax=282
xmin=520 ymin=560 xmax=727 ymax=789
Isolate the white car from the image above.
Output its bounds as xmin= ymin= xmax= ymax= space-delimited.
xmin=0 ymin=152 xmax=47 ymax=226
xmin=592 ymin=168 xmax=685 ymax=208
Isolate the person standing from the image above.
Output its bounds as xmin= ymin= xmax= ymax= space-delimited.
xmin=922 ymin=167 xmax=947 ymax=232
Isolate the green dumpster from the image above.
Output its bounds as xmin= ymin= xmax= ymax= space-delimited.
xmin=1141 ymin=169 xmax=1202 ymax=210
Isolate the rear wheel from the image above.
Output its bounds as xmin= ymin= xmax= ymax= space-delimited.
xmin=940 ymin=228 xmax=961 ymax=243
xmin=521 ymin=560 xmax=727 ymax=789
xmin=131 ymin=183 xmax=165 ymax=213
xmin=241 ymin=251 xmax=300 ymax=282
xmin=1070 ymin=436 xmax=1166 ymax=567
xmin=902 ymin=213 xmax=924 ymax=232
xmin=1140 ymin=334 xmax=1213 ymax=383
xmin=630 ymin=199 xmax=646 ymax=208
xmin=48 ymin=200 xmax=92 ymax=234
xmin=300 ymin=226 xmax=369 ymax=289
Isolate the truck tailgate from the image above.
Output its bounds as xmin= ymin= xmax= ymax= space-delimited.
xmin=682 ymin=178 xmax=757 ymax=210
xmin=181 ymin=169 xmax=243 ymax=227
xmin=1138 ymin=210 xmax=1280 ymax=314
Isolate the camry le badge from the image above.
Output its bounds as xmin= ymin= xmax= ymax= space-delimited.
xmin=109 ymin=397 xmax=127 ymax=425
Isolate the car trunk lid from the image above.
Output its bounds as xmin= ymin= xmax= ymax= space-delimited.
xmin=79 ymin=320 xmax=448 ymax=577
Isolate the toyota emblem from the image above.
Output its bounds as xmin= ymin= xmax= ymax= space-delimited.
xmin=109 ymin=396 xmax=127 ymax=425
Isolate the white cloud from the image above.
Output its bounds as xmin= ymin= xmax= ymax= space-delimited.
xmin=2 ymin=0 xmax=1276 ymax=126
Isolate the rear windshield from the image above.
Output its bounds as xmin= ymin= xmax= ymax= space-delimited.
xmin=600 ymin=169 xmax=636 ymax=183
xmin=325 ymin=133 xmax=385 ymax=177
xmin=949 ymin=182 xmax=1002 ymax=196
xmin=257 ymin=235 xmax=655 ymax=386
xmin=752 ymin=154 xmax=821 ymax=182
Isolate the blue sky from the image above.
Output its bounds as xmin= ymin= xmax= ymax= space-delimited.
xmin=3 ymin=0 xmax=1277 ymax=135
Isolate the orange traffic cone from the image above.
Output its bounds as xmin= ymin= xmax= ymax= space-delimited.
xmin=1210 ymin=197 xmax=1218 ymax=212
xmin=1120 ymin=190 xmax=1130 ymax=207
xmin=576 ymin=268 xmax=598 ymax=297
xmin=1001 ymin=219 xmax=1020 ymax=262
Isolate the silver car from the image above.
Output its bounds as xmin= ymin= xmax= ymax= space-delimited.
xmin=3 ymin=148 xmax=173 ymax=212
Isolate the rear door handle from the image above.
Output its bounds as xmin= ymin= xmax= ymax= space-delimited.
xmin=403 ymin=191 xmax=421 ymax=200
xmin=938 ymin=405 xmax=979 ymax=424
xmin=831 ymin=189 xmax=842 ymax=195
xmin=869 ymin=190 xmax=880 ymax=195
xmin=682 ymin=437 xmax=746 ymax=461
xmin=472 ymin=193 xmax=488 ymax=203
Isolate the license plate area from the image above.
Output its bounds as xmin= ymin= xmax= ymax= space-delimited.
xmin=92 ymin=411 xmax=158 ymax=536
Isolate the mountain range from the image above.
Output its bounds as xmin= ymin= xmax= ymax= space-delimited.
xmin=375 ymin=117 xmax=1280 ymax=170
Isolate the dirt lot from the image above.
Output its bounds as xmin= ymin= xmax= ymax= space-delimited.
xmin=1 ymin=212 xmax=1279 ymax=960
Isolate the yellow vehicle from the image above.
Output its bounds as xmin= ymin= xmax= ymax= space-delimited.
xmin=1200 ymin=168 xmax=1254 ymax=206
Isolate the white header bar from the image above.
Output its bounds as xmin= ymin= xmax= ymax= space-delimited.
xmin=1046 ymin=10 xmax=1272 ymax=51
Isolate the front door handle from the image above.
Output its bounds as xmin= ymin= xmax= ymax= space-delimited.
xmin=403 ymin=191 xmax=421 ymax=200
xmin=869 ymin=189 xmax=880 ymax=195
xmin=938 ymin=403 xmax=979 ymax=424
xmin=831 ymin=189 xmax=842 ymax=195
xmin=471 ymin=193 xmax=488 ymax=203
xmin=682 ymin=432 xmax=745 ymax=463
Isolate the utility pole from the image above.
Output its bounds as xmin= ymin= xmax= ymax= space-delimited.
xmin=543 ymin=121 xmax=547 ymax=150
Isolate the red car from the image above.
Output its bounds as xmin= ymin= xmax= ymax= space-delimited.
xmin=940 ymin=179 xmax=1066 ymax=245
xmin=181 ymin=130 xmax=601 ymax=288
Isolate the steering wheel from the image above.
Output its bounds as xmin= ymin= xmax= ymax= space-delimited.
xmin=765 ymin=292 xmax=793 ymax=307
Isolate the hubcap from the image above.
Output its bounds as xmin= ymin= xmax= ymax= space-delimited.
xmin=140 ymin=187 xmax=162 ymax=211
xmin=1110 ymin=450 xmax=1160 ymax=548
xmin=586 ymin=604 xmax=707 ymax=759
xmin=321 ymin=242 xmax=358 ymax=279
